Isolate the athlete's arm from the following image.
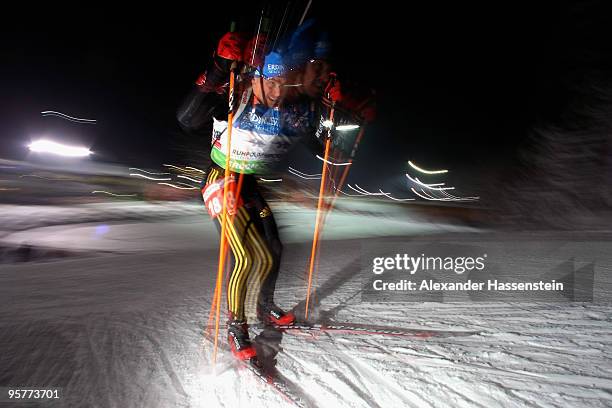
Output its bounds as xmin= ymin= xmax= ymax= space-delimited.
xmin=176 ymin=56 xmax=233 ymax=135
xmin=176 ymin=31 xmax=247 ymax=134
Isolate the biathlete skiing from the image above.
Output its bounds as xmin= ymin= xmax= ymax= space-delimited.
xmin=177 ymin=20 xmax=373 ymax=361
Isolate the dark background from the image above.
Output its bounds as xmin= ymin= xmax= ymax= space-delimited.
xmin=1 ymin=1 xmax=611 ymax=187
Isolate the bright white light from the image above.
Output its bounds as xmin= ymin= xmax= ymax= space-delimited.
xmin=28 ymin=140 xmax=92 ymax=157
xmin=408 ymin=160 xmax=448 ymax=175
xmin=336 ymin=124 xmax=360 ymax=131
xmin=322 ymin=120 xmax=333 ymax=128
xmin=259 ymin=178 xmax=282 ymax=182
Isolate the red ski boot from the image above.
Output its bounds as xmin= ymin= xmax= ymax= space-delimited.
xmin=257 ymin=303 xmax=296 ymax=326
xmin=227 ymin=320 xmax=257 ymax=360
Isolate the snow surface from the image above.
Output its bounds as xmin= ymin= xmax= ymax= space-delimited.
xmin=1 ymin=200 xmax=611 ymax=407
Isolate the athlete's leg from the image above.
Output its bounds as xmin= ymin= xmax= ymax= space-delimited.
xmin=241 ymin=184 xmax=294 ymax=324
xmin=202 ymin=166 xmax=258 ymax=359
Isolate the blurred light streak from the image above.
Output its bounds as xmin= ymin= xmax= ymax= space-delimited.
xmin=288 ymin=169 xmax=321 ymax=180
xmin=340 ymin=185 xmax=414 ymax=201
xmin=378 ymin=189 xmax=415 ymax=201
xmin=439 ymin=189 xmax=480 ymax=201
xmin=157 ymin=183 xmax=197 ymax=190
xmin=348 ymin=184 xmax=384 ymax=196
xmin=411 ymin=188 xmax=447 ymax=201
xmin=439 ymin=189 xmax=458 ymax=200
xmin=332 ymin=186 xmax=362 ymax=196
xmin=354 ymin=184 xmax=385 ymax=195
xmin=316 ymin=155 xmax=351 ymax=166
xmin=420 ymin=189 xmax=448 ymax=200
xmin=162 ymin=164 xmax=189 ymax=172
xmin=288 ymin=166 xmax=322 ymax=177
xmin=41 ymin=110 xmax=97 ymax=124
xmin=177 ymin=175 xmax=202 ymax=183
xmin=322 ymin=119 xmax=333 ymax=128
xmin=28 ymin=140 xmax=92 ymax=157
xmin=346 ymin=184 xmax=367 ymax=195
xmin=405 ymin=173 xmax=455 ymax=190
xmin=185 ymin=166 xmax=207 ymax=174
xmin=336 ymin=124 xmax=360 ymax=131
xmin=408 ymin=160 xmax=448 ymax=175
xmin=299 ymin=0 xmax=313 ymax=25
xmin=259 ymin=178 xmax=282 ymax=182
xmin=129 ymin=173 xmax=171 ymax=181
xmin=414 ymin=177 xmax=445 ymax=187
xmin=129 ymin=167 xmax=170 ymax=175
xmin=92 ymin=191 xmax=137 ymax=197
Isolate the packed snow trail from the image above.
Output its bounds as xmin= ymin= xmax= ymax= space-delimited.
xmin=1 ymin=202 xmax=611 ymax=407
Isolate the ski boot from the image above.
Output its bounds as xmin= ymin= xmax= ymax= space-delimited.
xmin=227 ymin=319 xmax=257 ymax=360
xmin=257 ymin=303 xmax=296 ymax=326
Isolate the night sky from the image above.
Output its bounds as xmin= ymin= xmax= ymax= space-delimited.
xmin=1 ymin=2 xmax=611 ymax=185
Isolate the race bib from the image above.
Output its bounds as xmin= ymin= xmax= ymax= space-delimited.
xmin=202 ymin=177 xmax=243 ymax=218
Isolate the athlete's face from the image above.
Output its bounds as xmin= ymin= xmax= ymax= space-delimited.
xmin=301 ymin=59 xmax=331 ymax=98
xmin=252 ymin=76 xmax=287 ymax=108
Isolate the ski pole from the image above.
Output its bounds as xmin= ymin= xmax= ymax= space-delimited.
xmin=326 ymin=125 xmax=366 ymax=214
xmin=307 ymin=125 xmax=364 ymax=289
xmin=212 ymin=60 xmax=238 ymax=364
xmin=305 ymin=98 xmax=335 ymax=320
xmin=211 ymin=16 xmax=241 ymax=363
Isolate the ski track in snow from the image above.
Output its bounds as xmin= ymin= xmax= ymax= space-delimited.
xmin=1 ymin=203 xmax=612 ymax=407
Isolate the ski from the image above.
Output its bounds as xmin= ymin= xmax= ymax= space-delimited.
xmin=204 ymin=322 xmax=479 ymax=339
xmin=201 ymin=331 xmax=314 ymax=408
xmin=258 ymin=322 xmax=480 ymax=339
